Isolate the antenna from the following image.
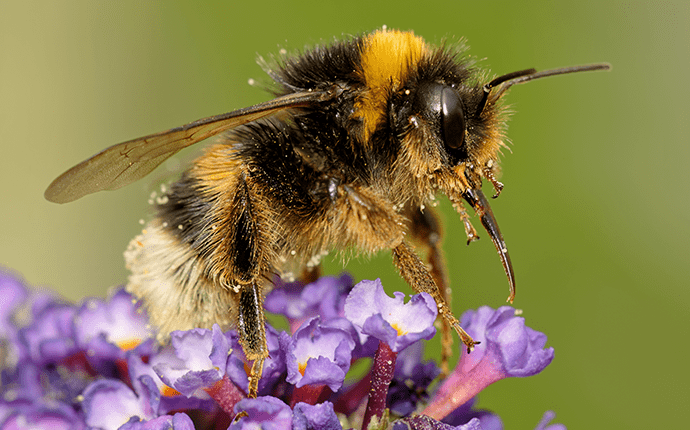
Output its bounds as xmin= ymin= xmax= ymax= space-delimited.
xmin=476 ymin=63 xmax=611 ymax=115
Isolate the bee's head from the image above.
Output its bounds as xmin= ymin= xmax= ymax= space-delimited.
xmin=405 ymin=78 xmax=505 ymax=189
xmin=397 ymin=63 xmax=610 ymax=188
xmin=393 ymin=64 xmax=610 ymax=302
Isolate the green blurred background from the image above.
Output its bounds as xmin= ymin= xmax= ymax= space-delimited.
xmin=2 ymin=1 xmax=688 ymax=428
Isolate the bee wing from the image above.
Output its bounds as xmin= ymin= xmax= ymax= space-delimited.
xmin=45 ymin=89 xmax=335 ymax=203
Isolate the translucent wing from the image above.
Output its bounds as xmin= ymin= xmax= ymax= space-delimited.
xmin=45 ymin=89 xmax=336 ymax=203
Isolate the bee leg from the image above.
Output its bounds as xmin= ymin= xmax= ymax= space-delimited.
xmin=300 ymin=265 xmax=321 ymax=284
xmin=454 ymin=201 xmax=480 ymax=245
xmin=392 ymin=241 xmax=479 ymax=354
xmin=222 ymin=173 xmax=270 ymax=398
xmin=236 ymin=281 xmax=268 ymax=398
xmin=408 ymin=208 xmax=453 ymax=377
xmin=330 ymin=183 xmax=406 ymax=251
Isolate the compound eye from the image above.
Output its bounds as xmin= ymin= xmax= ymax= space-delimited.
xmin=441 ymin=87 xmax=466 ymax=150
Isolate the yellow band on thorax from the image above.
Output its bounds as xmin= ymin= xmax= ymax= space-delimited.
xmin=356 ymin=29 xmax=428 ymax=143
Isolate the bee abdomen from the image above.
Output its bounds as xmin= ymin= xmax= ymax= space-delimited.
xmin=124 ymin=221 xmax=236 ymax=339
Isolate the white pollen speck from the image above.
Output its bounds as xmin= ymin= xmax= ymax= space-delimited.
xmin=178 ymin=224 xmax=184 ymax=230
xmin=162 ymin=222 xmax=168 ymax=228
xmin=248 ymin=78 xmax=255 ymax=86
xmin=290 ymin=250 xmax=296 ymax=256
xmin=156 ymin=196 xmax=169 ymax=205
xmin=306 ymin=253 xmax=323 ymax=268
xmin=138 ymin=219 xmax=145 ymax=225
xmin=387 ymin=360 xmax=393 ymax=365
xmin=279 ymin=48 xmax=287 ymax=55
xmin=514 ymin=309 xmax=523 ymax=316
xmin=150 ymin=191 xmax=157 ymax=198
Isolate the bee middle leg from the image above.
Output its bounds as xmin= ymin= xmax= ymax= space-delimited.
xmin=300 ymin=265 xmax=322 ymax=284
xmin=407 ymin=207 xmax=454 ymax=376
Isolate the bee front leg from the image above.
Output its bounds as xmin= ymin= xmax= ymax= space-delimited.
xmin=326 ymin=183 xmax=476 ymax=354
xmin=407 ymin=207 xmax=454 ymax=377
xmin=392 ymin=241 xmax=478 ymax=354
xmin=328 ymin=182 xmax=406 ymax=253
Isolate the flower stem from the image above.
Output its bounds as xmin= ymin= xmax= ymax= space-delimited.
xmin=204 ymin=375 xmax=245 ymax=416
xmin=290 ymin=384 xmax=330 ymax=408
xmin=422 ymin=356 xmax=504 ymax=420
xmin=334 ymin=372 xmax=371 ymax=416
xmin=361 ymin=341 xmax=397 ymax=429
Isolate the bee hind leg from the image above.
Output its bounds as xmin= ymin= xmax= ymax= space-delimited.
xmin=236 ymin=281 xmax=268 ymax=398
xmin=213 ymin=172 xmax=272 ymax=398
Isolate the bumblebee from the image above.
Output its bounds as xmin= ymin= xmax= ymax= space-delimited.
xmin=45 ymin=28 xmax=609 ymax=397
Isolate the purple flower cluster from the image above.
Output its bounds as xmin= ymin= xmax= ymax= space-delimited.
xmin=0 ymin=268 xmax=561 ymax=429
